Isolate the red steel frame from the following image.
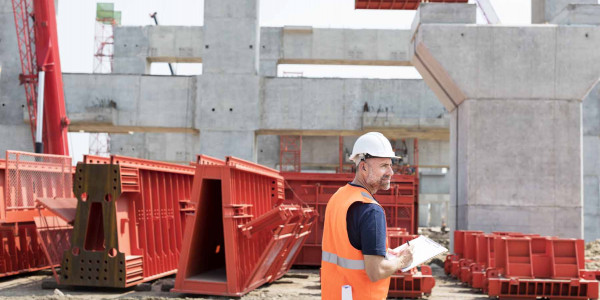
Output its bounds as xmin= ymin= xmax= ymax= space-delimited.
xmin=61 ymin=154 xmax=195 ymax=287
xmin=0 ymin=150 xmax=75 ymax=279
xmin=0 ymin=151 xmax=73 ymax=223
xmin=173 ymin=156 xmax=316 ymax=296
xmin=12 ymin=0 xmax=69 ymax=154
xmin=284 ymin=172 xmax=418 ymax=266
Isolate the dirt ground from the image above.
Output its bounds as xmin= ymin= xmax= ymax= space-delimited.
xmin=0 ymin=230 xmax=597 ymax=300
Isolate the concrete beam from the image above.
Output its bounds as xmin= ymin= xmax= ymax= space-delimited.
xmin=532 ymin=0 xmax=597 ymax=24
xmin=112 ymin=25 xmax=416 ymax=75
xmin=551 ymin=4 xmax=600 ymax=25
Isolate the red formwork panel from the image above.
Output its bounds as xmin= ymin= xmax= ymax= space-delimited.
xmin=61 ymin=154 xmax=196 ymax=288
xmin=282 ymin=172 xmax=418 ymax=266
xmin=172 ymin=157 xmax=316 ymax=297
xmin=0 ymin=150 xmax=74 ymax=223
xmin=0 ymin=223 xmax=49 ymax=277
xmin=388 ymin=265 xmax=436 ymax=298
xmin=449 ymin=230 xmax=483 ymax=278
xmin=471 ymin=233 xmax=496 ymax=289
xmin=459 ymin=231 xmax=484 ymax=283
xmin=486 ymin=274 xmax=599 ymax=299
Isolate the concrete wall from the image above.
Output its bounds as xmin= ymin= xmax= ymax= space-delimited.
xmin=0 ymin=0 xmax=33 ymax=153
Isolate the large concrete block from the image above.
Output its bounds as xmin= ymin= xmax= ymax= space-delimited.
xmin=583 ymin=82 xmax=600 ymax=136
xmin=63 ymin=74 xmax=142 ymax=126
xmin=199 ymin=130 xmax=255 ymax=161
xmin=532 ymin=0 xmax=597 ymax=24
xmin=137 ymin=76 xmax=196 ymax=128
xmin=282 ymin=27 xmax=314 ymax=59
xmin=584 ymin=175 xmax=600 ymax=241
xmin=551 ymin=4 xmax=600 ymax=25
xmin=111 ymin=132 xmax=199 ymax=163
xmin=459 ymin=100 xmax=580 ymax=208
xmin=556 ymin=26 xmax=600 ymax=100
xmin=0 ymin=124 xmax=31 ymax=152
xmin=256 ymin=134 xmax=279 ymax=169
xmin=203 ymin=0 xmax=259 ymax=74
xmin=0 ymin=10 xmax=27 ymax=125
xmin=584 ymin=136 xmax=600 ymax=176
xmin=259 ymin=27 xmax=282 ymax=77
xmin=197 ymin=74 xmax=260 ymax=130
xmin=410 ymin=3 xmax=476 ymax=33
xmin=148 ymin=26 xmax=203 ymax=59
xmin=461 ymin=204 xmax=582 ymax=238
xmin=113 ymin=27 xmax=149 ymax=74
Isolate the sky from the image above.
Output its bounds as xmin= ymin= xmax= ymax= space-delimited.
xmin=56 ymin=0 xmax=533 ymax=77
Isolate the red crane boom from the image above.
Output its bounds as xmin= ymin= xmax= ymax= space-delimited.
xmin=12 ymin=0 xmax=70 ymax=155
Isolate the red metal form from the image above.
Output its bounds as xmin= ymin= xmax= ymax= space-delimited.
xmin=282 ymin=172 xmax=418 ymax=265
xmin=172 ymin=157 xmax=316 ymax=296
xmin=470 ymin=233 xmax=495 ymax=289
xmin=0 ymin=223 xmax=49 ymax=277
xmin=33 ymin=215 xmax=72 ymax=283
xmin=388 ymin=265 xmax=435 ymax=298
xmin=355 ymin=0 xmax=468 ymax=10
xmin=458 ymin=231 xmax=485 ymax=283
xmin=486 ymin=271 xmax=599 ymax=299
xmin=447 ymin=230 xmax=483 ymax=277
xmin=11 ymin=0 xmax=70 ymax=154
xmin=279 ymin=136 xmax=302 ymax=172
xmin=0 ymin=151 xmax=73 ymax=223
xmin=60 ymin=155 xmax=196 ymax=287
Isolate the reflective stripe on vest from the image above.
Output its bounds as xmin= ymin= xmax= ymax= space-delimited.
xmin=322 ymin=250 xmax=365 ymax=270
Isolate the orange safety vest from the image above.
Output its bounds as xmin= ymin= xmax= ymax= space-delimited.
xmin=321 ymin=184 xmax=390 ymax=300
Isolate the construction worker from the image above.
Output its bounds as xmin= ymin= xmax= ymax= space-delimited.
xmin=321 ymin=132 xmax=414 ymax=300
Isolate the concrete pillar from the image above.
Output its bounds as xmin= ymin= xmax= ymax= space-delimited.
xmin=411 ymin=3 xmax=600 ymax=239
xmin=0 ymin=0 xmax=33 ymax=152
xmin=198 ymin=0 xmax=261 ymax=161
xmin=583 ymin=82 xmax=600 ymax=241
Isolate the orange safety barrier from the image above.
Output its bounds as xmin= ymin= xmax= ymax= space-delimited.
xmin=172 ymin=157 xmax=316 ymax=297
xmin=60 ymin=154 xmax=196 ymax=287
xmin=282 ymin=172 xmax=418 ymax=265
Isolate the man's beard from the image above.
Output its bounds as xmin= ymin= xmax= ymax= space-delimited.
xmin=378 ymin=176 xmax=391 ymax=190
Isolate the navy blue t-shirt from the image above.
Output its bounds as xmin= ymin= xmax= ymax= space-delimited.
xmin=346 ymin=183 xmax=387 ymax=257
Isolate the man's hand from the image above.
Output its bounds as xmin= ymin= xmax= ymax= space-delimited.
xmin=395 ymin=246 xmax=414 ymax=270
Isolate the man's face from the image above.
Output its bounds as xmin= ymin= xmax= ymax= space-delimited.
xmin=364 ymin=157 xmax=394 ymax=191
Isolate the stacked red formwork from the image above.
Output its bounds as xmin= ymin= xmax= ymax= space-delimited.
xmin=172 ymin=157 xmax=317 ymax=297
xmin=386 ymin=228 xmax=436 ymax=298
xmin=282 ymin=172 xmax=418 ymax=265
xmin=445 ymin=230 xmax=599 ymax=299
xmin=61 ymin=154 xmax=196 ymax=287
xmin=0 ymin=150 xmax=74 ymax=278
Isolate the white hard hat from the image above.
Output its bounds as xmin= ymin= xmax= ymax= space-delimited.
xmin=349 ymin=132 xmax=399 ymax=165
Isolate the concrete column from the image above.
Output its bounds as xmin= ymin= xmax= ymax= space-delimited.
xmin=198 ymin=0 xmax=261 ymax=161
xmin=411 ymin=3 xmax=600 ymax=239
xmin=0 ymin=0 xmax=34 ymax=152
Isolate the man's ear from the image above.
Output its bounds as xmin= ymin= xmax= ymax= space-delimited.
xmin=362 ymin=161 xmax=367 ymax=171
